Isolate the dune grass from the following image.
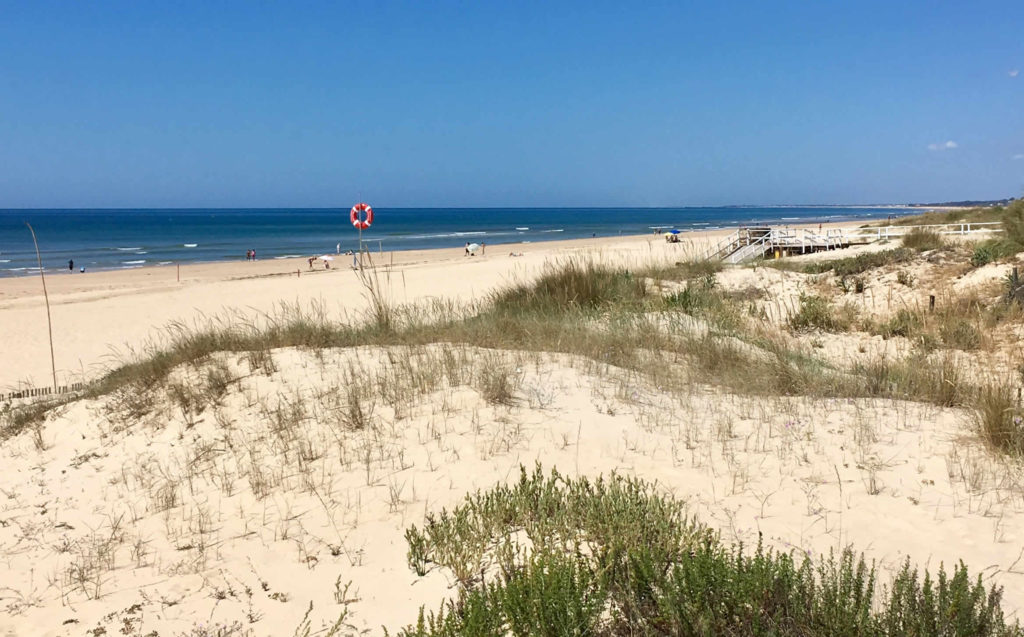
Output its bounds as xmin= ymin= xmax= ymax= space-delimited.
xmin=879 ymin=206 xmax=1006 ymax=227
xmin=761 ymin=247 xmax=916 ymax=277
xmin=1 ymin=256 xmax=1016 ymax=459
xmin=901 ymin=227 xmax=947 ymax=252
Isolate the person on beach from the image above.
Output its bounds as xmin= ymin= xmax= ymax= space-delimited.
xmin=464 ymin=242 xmax=470 ymax=256
xmin=481 ymin=243 xmax=486 ymax=255
xmin=68 ymin=259 xmax=74 ymax=271
xmin=308 ymin=257 xmax=315 ymax=270
xmin=245 ymin=249 xmax=251 ymax=261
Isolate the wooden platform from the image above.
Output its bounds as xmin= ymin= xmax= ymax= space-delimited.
xmin=699 ymin=222 xmax=1002 ymax=264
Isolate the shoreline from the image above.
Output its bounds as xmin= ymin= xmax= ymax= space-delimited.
xmin=0 ymin=206 xmax=957 ymax=280
xmin=0 ymin=217 xmax=965 ymax=391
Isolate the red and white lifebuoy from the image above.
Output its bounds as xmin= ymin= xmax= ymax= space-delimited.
xmin=350 ymin=203 xmax=374 ymax=230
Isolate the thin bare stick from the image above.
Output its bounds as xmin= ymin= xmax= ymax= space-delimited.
xmin=26 ymin=222 xmax=58 ymax=392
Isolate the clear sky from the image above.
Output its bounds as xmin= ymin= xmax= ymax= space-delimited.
xmin=1 ymin=1 xmax=1022 ymax=208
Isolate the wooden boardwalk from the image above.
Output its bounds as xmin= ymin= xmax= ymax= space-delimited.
xmin=700 ymin=222 xmax=1002 ymax=264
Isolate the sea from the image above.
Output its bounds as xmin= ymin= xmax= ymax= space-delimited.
xmin=0 ymin=207 xmax=917 ymax=276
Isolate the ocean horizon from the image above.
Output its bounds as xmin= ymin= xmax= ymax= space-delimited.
xmin=0 ymin=206 xmax=921 ymax=276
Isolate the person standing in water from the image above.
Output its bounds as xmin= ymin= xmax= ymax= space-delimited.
xmin=68 ymin=259 xmax=74 ymax=271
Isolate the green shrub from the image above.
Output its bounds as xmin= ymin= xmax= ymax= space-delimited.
xmin=939 ymin=318 xmax=982 ymax=350
xmin=664 ymin=273 xmax=742 ymax=330
xmin=789 ymin=294 xmax=852 ymax=332
xmin=1002 ymin=199 xmax=1024 ymax=247
xmin=902 ymin=228 xmax=946 ymax=252
xmin=972 ymin=244 xmax=997 ymax=267
xmin=800 ymin=248 xmax=915 ymax=278
xmin=896 ymin=270 xmax=915 ymax=287
xmin=398 ymin=466 xmax=1021 ymax=636
xmin=1006 ymin=267 xmax=1024 ymax=305
xmin=882 ymin=309 xmax=922 ymax=339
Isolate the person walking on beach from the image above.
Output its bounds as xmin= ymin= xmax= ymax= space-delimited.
xmin=251 ymin=249 xmax=256 ymax=261
xmin=245 ymin=249 xmax=251 ymax=261
xmin=68 ymin=259 xmax=74 ymax=271
xmin=464 ymin=242 xmax=470 ymax=256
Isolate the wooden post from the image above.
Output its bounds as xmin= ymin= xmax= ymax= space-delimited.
xmin=929 ymin=295 xmax=935 ymax=312
xmin=177 ymin=263 xmax=180 ymax=282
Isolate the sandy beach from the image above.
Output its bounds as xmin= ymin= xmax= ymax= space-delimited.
xmin=3 ymin=218 xmax=1023 ymax=636
xmin=0 ymin=221 xmax=881 ymax=394
xmin=0 ymin=230 xmax=734 ymax=393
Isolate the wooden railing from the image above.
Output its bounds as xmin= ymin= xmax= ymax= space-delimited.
xmin=697 ymin=222 xmax=1002 ymax=263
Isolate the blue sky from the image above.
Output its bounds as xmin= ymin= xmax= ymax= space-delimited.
xmin=0 ymin=1 xmax=1021 ymax=207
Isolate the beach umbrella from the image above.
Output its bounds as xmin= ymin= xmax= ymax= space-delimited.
xmin=320 ymin=255 xmax=334 ymax=261
xmin=669 ymin=229 xmax=681 ymax=234
xmin=467 ymin=243 xmax=481 ymax=253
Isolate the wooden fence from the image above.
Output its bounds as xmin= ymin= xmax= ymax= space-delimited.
xmin=2 ymin=382 xmax=86 ymax=402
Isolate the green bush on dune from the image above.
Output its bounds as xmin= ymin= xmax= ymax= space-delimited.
xmin=396 ymin=466 xmax=1020 ymax=637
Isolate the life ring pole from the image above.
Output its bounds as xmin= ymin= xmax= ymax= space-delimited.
xmin=349 ymin=202 xmax=374 ymax=269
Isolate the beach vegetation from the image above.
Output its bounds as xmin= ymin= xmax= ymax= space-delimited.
xmin=877 ymin=206 xmax=1006 ymax=227
xmin=974 ymin=385 xmax=1024 ymax=457
xmin=0 ymin=255 xmax=1011 ymax=458
xmin=788 ymin=294 xmax=853 ymax=332
xmin=762 ymin=248 xmax=915 ymax=278
xmin=397 ymin=465 xmax=1020 ymax=636
xmin=972 ymin=244 xmax=998 ymax=267
xmin=902 ymin=227 xmax=946 ymax=252
xmin=1005 ymin=266 xmax=1024 ymax=305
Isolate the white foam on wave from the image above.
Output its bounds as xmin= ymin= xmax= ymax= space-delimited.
xmin=540 ymin=229 xmax=564 ymax=233
xmin=183 ymin=243 xmax=198 ymax=248
xmin=274 ymin=255 xmax=303 ymax=259
xmin=158 ymin=261 xmax=174 ymax=265
xmin=0 ymin=259 xmax=9 ymax=263
xmin=115 ymin=247 xmax=143 ymax=251
xmin=516 ymin=227 xmax=529 ymax=231
xmin=399 ymin=230 xmax=517 ymax=240
xmin=122 ymin=259 xmax=146 ymax=265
